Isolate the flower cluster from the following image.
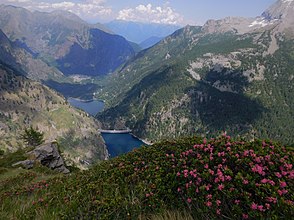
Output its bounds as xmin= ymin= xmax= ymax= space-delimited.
xmin=167 ymin=134 xmax=293 ymax=219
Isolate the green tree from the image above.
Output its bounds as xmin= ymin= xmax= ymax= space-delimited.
xmin=21 ymin=126 xmax=44 ymax=147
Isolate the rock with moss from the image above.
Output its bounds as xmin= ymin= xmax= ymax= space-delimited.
xmin=13 ymin=142 xmax=70 ymax=174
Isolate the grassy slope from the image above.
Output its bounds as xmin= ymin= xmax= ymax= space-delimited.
xmin=0 ymin=63 xmax=107 ymax=168
xmin=0 ymin=135 xmax=293 ymax=219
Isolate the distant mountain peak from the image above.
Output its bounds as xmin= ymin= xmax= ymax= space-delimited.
xmin=262 ymin=0 xmax=294 ymax=20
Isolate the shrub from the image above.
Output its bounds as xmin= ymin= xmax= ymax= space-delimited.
xmin=21 ymin=126 xmax=44 ymax=147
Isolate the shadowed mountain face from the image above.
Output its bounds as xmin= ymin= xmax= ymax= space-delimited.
xmin=57 ymin=29 xmax=135 ymax=76
xmin=188 ymin=70 xmax=265 ymax=133
xmin=97 ymin=0 xmax=294 ymax=144
xmin=0 ymin=5 xmax=135 ymax=76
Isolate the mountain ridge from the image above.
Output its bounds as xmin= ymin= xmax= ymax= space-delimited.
xmin=97 ymin=0 xmax=294 ymax=144
xmin=0 ymin=5 xmax=135 ymax=76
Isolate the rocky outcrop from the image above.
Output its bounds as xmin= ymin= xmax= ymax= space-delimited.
xmin=13 ymin=142 xmax=70 ymax=174
xmin=12 ymin=160 xmax=34 ymax=169
xmin=31 ymin=142 xmax=70 ymax=174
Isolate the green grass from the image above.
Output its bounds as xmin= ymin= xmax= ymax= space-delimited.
xmin=0 ymin=135 xmax=293 ymax=219
xmin=0 ymin=149 xmax=28 ymax=168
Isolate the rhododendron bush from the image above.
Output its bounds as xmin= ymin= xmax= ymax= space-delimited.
xmin=169 ymin=135 xmax=294 ymax=219
xmin=1 ymin=135 xmax=293 ymax=219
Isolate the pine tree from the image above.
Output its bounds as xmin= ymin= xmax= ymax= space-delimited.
xmin=21 ymin=126 xmax=44 ymax=147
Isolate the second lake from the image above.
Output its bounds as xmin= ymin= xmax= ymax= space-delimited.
xmin=67 ymin=97 xmax=146 ymax=158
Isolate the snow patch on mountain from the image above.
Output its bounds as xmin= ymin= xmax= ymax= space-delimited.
xmin=249 ymin=17 xmax=279 ymax=28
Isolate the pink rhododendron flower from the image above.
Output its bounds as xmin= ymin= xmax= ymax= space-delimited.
xmin=285 ymin=163 xmax=293 ymax=170
xmin=258 ymin=205 xmax=265 ymax=212
xmin=268 ymin=180 xmax=275 ymax=186
xmin=216 ymin=209 xmax=221 ymax=215
xmin=218 ymin=184 xmax=224 ymax=191
xmin=242 ymin=214 xmax=249 ymax=219
xmin=187 ymin=198 xmax=192 ymax=203
xmin=229 ymin=187 xmax=235 ymax=192
xmin=205 ymin=201 xmax=212 ymax=207
xmin=251 ymin=203 xmax=258 ymax=210
xmin=206 ymin=194 xmax=212 ymax=199
xmin=216 ymin=200 xmax=221 ymax=206
xmin=243 ymin=179 xmax=249 ymax=185
xmin=289 ymin=170 xmax=294 ymax=179
xmin=205 ymin=184 xmax=212 ymax=191
xmin=234 ymin=200 xmax=240 ymax=205
xmin=255 ymin=157 xmax=261 ymax=163
xmin=243 ymin=150 xmax=249 ymax=157
xmin=252 ymin=164 xmax=265 ymax=175
xmin=265 ymin=155 xmax=271 ymax=161
xmin=266 ymin=197 xmax=277 ymax=203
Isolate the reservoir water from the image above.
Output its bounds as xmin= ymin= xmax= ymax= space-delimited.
xmin=67 ymin=97 xmax=146 ymax=157
xmin=68 ymin=97 xmax=104 ymax=116
xmin=101 ymin=133 xmax=146 ymax=158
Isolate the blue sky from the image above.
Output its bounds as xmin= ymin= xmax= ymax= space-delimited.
xmin=2 ymin=0 xmax=276 ymax=25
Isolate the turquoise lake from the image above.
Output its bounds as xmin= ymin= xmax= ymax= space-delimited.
xmin=67 ymin=97 xmax=146 ymax=157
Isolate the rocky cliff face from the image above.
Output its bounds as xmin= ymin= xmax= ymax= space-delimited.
xmin=0 ymin=5 xmax=135 ymax=76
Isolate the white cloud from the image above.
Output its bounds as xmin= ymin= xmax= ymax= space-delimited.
xmin=6 ymin=0 xmax=32 ymax=2
xmin=1 ymin=0 xmax=112 ymax=22
xmin=117 ymin=3 xmax=184 ymax=25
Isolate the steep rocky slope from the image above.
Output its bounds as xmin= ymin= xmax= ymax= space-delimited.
xmin=0 ymin=28 xmax=65 ymax=81
xmin=97 ymin=0 xmax=294 ymax=144
xmin=0 ymin=62 xmax=108 ymax=168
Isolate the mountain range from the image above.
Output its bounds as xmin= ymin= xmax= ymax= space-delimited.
xmin=105 ymin=20 xmax=181 ymax=46
xmin=0 ymin=0 xmax=293 ymax=167
xmin=97 ymin=0 xmax=294 ymax=145
xmin=0 ymin=5 xmax=135 ymax=77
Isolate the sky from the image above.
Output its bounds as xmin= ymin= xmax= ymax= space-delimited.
xmin=1 ymin=0 xmax=277 ymax=25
